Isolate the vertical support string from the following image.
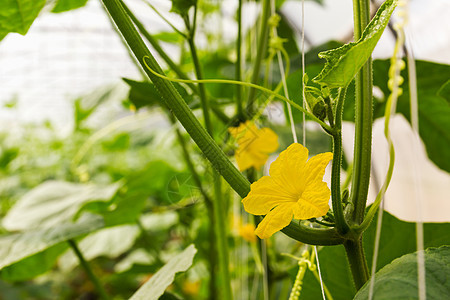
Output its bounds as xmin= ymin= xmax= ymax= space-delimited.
xmin=406 ymin=21 xmax=426 ymax=300
xmin=269 ymin=0 xmax=298 ymax=143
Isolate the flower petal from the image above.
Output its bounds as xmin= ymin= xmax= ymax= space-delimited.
xmin=293 ymin=181 xmax=331 ymax=219
xmin=242 ymin=176 xmax=296 ymax=215
xmin=235 ymin=148 xmax=256 ymax=171
xmin=254 ymin=203 xmax=295 ymax=239
xmin=303 ymin=152 xmax=333 ymax=185
xmin=250 ymin=128 xmax=279 ymax=154
xmin=269 ymin=143 xmax=308 ymax=195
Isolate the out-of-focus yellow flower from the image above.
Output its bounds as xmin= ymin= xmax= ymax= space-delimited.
xmin=239 ymin=223 xmax=257 ymax=243
xmin=242 ymin=143 xmax=333 ymax=239
xmin=228 ymin=121 xmax=279 ymax=171
xmin=182 ymin=280 xmax=200 ymax=296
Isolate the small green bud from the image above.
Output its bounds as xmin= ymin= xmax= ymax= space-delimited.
xmin=304 ymin=89 xmax=326 ymax=121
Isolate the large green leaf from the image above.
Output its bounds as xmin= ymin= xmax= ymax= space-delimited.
xmin=52 ymin=0 xmax=89 ymax=13
xmin=0 ymin=214 xmax=104 ymax=281
xmin=0 ymin=0 xmax=45 ymax=41
xmin=339 ymin=59 xmax=450 ymax=172
xmin=437 ymin=80 xmax=450 ymax=103
xmin=2 ymin=180 xmax=120 ymax=231
xmin=99 ymin=161 xmax=182 ymax=227
xmin=58 ymin=225 xmax=140 ymax=272
xmin=373 ymin=60 xmax=450 ymax=172
xmin=313 ymin=0 xmax=397 ymax=88
xmin=354 ymin=246 xmax=450 ymax=299
xmin=299 ymin=210 xmax=450 ymax=300
xmin=129 ymin=244 xmax=197 ymax=300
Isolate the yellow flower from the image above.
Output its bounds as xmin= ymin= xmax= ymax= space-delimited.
xmin=182 ymin=280 xmax=200 ymax=296
xmin=228 ymin=121 xmax=279 ymax=171
xmin=242 ymin=143 xmax=333 ymax=239
xmin=239 ymin=223 xmax=257 ymax=243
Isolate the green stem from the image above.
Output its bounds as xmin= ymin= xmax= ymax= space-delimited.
xmin=101 ymin=0 xmax=342 ymax=246
xmin=173 ymin=125 xmax=210 ymax=202
xmin=343 ymin=0 xmax=372 ymax=290
xmin=184 ymin=8 xmax=228 ymax=297
xmin=213 ymin=174 xmax=233 ymax=300
xmin=331 ymin=88 xmax=349 ymax=234
xmin=350 ymin=0 xmax=373 ymax=225
xmin=343 ymin=238 xmax=369 ymax=289
xmin=185 ymin=18 xmax=213 ymax=134
xmin=184 ymin=9 xmax=232 ymax=297
xmin=144 ymin=0 xmax=187 ymax=37
xmin=68 ymin=240 xmax=109 ymax=300
xmin=246 ymin=0 xmax=271 ymax=116
xmin=235 ymin=0 xmax=244 ymax=120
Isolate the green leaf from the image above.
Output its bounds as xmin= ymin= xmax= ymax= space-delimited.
xmin=129 ymin=244 xmax=197 ymax=300
xmin=153 ymin=31 xmax=183 ymax=44
xmin=102 ymin=132 xmax=130 ymax=151
xmin=0 ymin=0 xmax=45 ymax=41
xmin=276 ymin=12 xmax=299 ymax=56
xmin=313 ymin=0 xmax=397 ymax=88
xmin=58 ymin=225 xmax=140 ymax=272
xmin=114 ymin=249 xmax=155 ymax=273
xmin=169 ymin=0 xmax=196 ymax=16
xmin=123 ymin=78 xmax=192 ymax=111
xmin=123 ymin=78 xmax=161 ymax=110
xmin=0 ymin=147 xmax=19 ymax=169
xmin=0 ymin=214 xmax=104 ymax=281
xmin=2 ymin=181 xmax=120 ymax=231
xmin=299 ymin=210 xmax=450 ymax=300
xmin=354 ymin=246 xmax=450 ymax=299
xmin=437 ymin=80 xmax=450 ymax=103
xmin=99 ymin=161 xmax=181 ymax=226
xmin=74 ymin=86 xmax=116 ymax=130
xmin=340 ymin=59 xmax=450 ymax=172
xmin=52 ymin=0 xmax=89 ymax=13
xmin=373 ymin=60 xmax=450 ymax=172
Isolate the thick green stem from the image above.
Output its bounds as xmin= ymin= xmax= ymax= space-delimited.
xmin=343 ymin=238 xmax=369 ymax=289
xmin=101 ymin=0 xmax=342 ymax=246
xmin=331 ymin=88 xmax=349 ymax=234
xmin=68 ymin=240 xmax=109 ymax=300
xmin=350 ymin=0 xmax=373 ymax=225
xmin=246 ymin=0 xmax=271 ymax=116
xmin=212 ymin=174 xmax=233 ymax=300
xmin=343 ymin=0 xmax=372 ymax=290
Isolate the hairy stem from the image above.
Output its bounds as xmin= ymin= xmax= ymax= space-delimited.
xmin=345 ymin=0 xmax=372 ymax=289
xmin=331 ymin=88 xmax=349 ymax=234
xmin=343 ymin=238 xmax=369 ymax=289
xmin=350 ymin=0 xmax=373 ymax=225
